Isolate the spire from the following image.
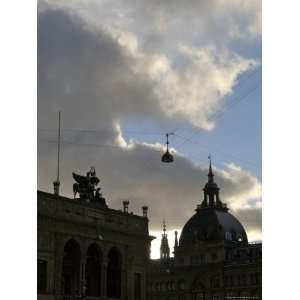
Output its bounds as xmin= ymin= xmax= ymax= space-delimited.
xmin=160 ymin=220 xmax=170 ymax=259
xmin=174 ymin=230 xmax=179 ymax=248
xmin=208 ymin=154 xmax=214 ymax=183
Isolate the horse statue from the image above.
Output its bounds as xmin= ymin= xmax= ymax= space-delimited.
xmin=72 ymin=167 xmax=107 ymax=207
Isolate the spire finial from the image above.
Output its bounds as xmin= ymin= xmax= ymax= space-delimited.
xmin=166 ymin=134 xmax=169 ymax=151
xmin=208 ymin=154 xmax=214 ymax=181
xmin=163 ymin=219 xmax=166 ymax=235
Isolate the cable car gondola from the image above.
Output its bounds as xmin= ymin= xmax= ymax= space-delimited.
xmin=161 ymin=133 xmax=174 ymax=163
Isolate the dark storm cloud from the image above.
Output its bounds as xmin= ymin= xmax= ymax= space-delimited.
xmin=38 ymin=7 xmax=163 ymax=131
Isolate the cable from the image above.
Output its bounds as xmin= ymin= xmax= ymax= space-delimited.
xmin=174 ymin=82 xmax=261 ymax=151
xmin=174 ymin=133 xmax=260 ymax=169
xmin=211 ymin=82 xmax=261 ymax=121
xmin=38 ymin=138 xmax=142 ymax=150
xmin=38 ymin=139 xmax=261 ymax=197
xmin=38 ymin=128 xmax=165 ymax=136
xmin=171 ymin=66 xmax=261 ymax=138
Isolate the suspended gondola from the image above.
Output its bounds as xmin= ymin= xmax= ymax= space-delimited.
xmin=161 ymin=133 xmax=174 ymax=163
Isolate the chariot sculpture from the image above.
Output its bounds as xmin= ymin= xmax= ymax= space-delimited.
xmin=72 ymin=167 xmax=107 ymax=207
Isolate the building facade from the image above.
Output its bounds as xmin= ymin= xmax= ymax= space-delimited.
xmin=37 ymin=163 xmax=262 ymax=300
xmin=37 ymin=168 xmax=153 ymax=300
xmin=148 ymin=161 xmax=262 ymax=300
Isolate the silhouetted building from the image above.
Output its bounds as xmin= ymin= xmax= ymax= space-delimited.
xmin=37 ymin=167 xmax=153 ymax=300
xmin=38 ymin=163 xmax=261 ymax=300
xmin=148 ymin=160 xmax=262 ymax=300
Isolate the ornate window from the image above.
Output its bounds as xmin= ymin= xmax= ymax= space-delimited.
xmin=225 ymin=232 xmax=232 ymax=240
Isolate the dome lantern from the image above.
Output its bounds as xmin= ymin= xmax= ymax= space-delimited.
xmin=201 ymin=156 xmax=224 ymax=209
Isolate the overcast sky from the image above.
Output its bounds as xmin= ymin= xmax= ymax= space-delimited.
xmin=37 ymin=0 xmax=261 ymax=258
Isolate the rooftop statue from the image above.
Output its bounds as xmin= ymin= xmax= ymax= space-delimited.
xmin=72 ymin=167 xmax=107 ymax=207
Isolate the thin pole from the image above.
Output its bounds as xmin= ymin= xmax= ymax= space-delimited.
xmin=53 ymin=112 xmax=61 ymax=297
xmin=57 ymin=111 xmax=61 ymax=182
xmin=53 ymin=111 xmax=61 ymax=195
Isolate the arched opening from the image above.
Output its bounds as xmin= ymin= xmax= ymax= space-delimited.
xmin=107 ymin=247 xmax=122 ymax=298
xmin=85 ymin=243 xmax=102 ymax=297
xmin=62 ymin=239 xmax=81 ymax=296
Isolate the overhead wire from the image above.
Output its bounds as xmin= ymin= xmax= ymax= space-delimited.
xmin=170 ymin=66 xmax=261 ymax=138
xmin=173 ymin=81 xmax=261 ymax=151
xmin=174 ymin=133 xmax=260 ymax=168
xmin=38 ymin=128 xmax=165 ymax=136
xmin=38 ymin=67 xmax=261 ymax=180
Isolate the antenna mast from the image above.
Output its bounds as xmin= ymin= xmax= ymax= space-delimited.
xmin=53 ymin=111 xmax=61 ymax=195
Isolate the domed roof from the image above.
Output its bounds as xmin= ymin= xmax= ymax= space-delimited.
xmin=179 ymin=207 xmax=248 ymax=247
xmin=179 ymin=158 xmax=248 ymax=248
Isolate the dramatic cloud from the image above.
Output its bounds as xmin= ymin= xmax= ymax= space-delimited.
xmin=40 ymin=0 xmax=261 ymax=48
xmin=38 ymin=4 xmax=258 ymax=130
xmin=37 ymin=2 xmax=262 ymax=257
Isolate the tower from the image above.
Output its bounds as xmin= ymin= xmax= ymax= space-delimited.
xmin=160 ymin=220 xmax=170 ymax=259
xmin=200 ymin=156 xmax=225 ymax=209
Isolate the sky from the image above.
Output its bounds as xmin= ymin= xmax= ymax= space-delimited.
xmin=37 ymin=0 xmax=261 ymax=259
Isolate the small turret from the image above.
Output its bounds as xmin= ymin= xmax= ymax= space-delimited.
xmin=160 ymin=220 xmax=170 ymax=259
